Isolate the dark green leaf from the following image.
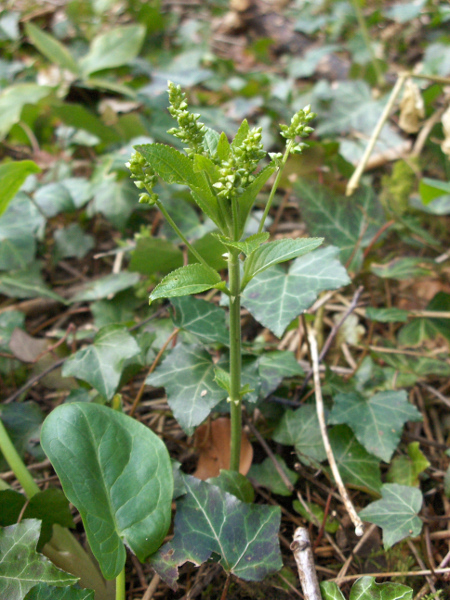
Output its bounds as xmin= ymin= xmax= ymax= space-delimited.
xmin=359 ymin=484 xmax=423 ymax=548
xmin=62 ymin=325 xmax=140 ymax=399
xmin=41 ymin=403 xmax=173 ymax=579
xmin=150 ymin=475 xmax=282 ymax=588
xmin=170 ymin=296 xmax=229 ymax=345
xmin=321 ymin=577 xmax=413 ymax=600
xmin=208 ymin=470 xmax=255 ymax=503
xmin=257 ymin=351 xmax=304 ymax=398
xmin=53 ymin=224 xmax=95 ymax=261
xmin=0 ymin=264 xmax=66 ymax=303
xmin=53 ymin=103 xmax=121 ymax=145
xmin=72 ymin=272 xmax=140 ymax=302
xmin=248 ymin=456 xmax=298 ymax=496
xmin=0 ymin=520 xmax=77 ymax=599
xmin=0 ymin=160 xmax=40 ymax=217
xmin=25 ymin=584 xmax=94 ymax=600
xmin=25 ymin=23 xmax=80 ymax=75
xmin=242 ymin=246 xmax=350 ymax=337
xmin=147 ymin=344 xmax=227 ymax=434
xmin=89 ymin=179 xmax=137 ymax=229
xmin=150 ymin=264 xmax=223 ymax=302
xmin=0 ymin=402 xmax=45 ymax=468
xmin=129 ymin=235 xmax=183 ymax=276
xmin=329 ymin=390 xmax=422 ymax=462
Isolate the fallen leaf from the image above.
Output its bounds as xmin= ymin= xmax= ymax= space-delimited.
xmin=9 ymin=328 xmax=48 ymax=362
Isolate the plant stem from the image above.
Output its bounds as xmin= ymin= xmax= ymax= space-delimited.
xmin=155 ymin=199 xmax=212 ymax=269
xmin=0 ymin=418 xmax=40 ymax=498
xmin=228 ymin=247 xmax=242 ymax=472
xmin=116 ymin=566 xmax=126 ymax=600
xmin=257 ymin=140 xmax=294 ymax=234
xmin=349 ymin=0 xmax=385 ymax=88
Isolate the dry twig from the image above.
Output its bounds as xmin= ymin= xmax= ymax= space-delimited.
xmin=291 ymin=527 xmax=321 ymax=600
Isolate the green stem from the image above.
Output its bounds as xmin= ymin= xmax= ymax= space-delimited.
xmin=116 ymin=567 xmax=126 ymax=600
xmin=228 ymin=247 xmax=242 ymax=472
xmin=155 ymin=199 xmax=212 ymax=269
xmin=257 ymin=140 xmax=294 ymax=234
xmin=0 ymin=418 xmax=40 ymax=498
xmin=350 ymin=0 xmax=385 ymax=88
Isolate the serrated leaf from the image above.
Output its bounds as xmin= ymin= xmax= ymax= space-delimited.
xmin=386 ymin=442 xmax=430 ymax=487
xmin=80 ymin=25 xmax=145 ymax=76
xmin=25 ymin=23 xmax=80 ymax=75
xmin=272 ymin=404 xmax=326 ymax=467
xmin=62 ymin=325 xmax=140 ymax=399
xmin=0 ymin=84 xmax=52 ymax=140
xmin=329 ymin=425 xmax=382 ymax=494
xmin=41 ymin=403 xmax=173 ymax=580
xmin=329 ymin=390 xmax=422 ymax=462
xmin=170 ymin=296 xmax=229 ymax=345
xmin=72 ymin=272 xmax=140 ymax=302
xmin=150 ymin=264 xmax=223 ymax=302
xmin=0 ymin=160 xmax=41 ymax=217
xmin=257 ymin=351 xmax=304 ymax=398
xmin=359 ymin=485 xmax=423 ymax=549
xmin=237 ymin=164 xmax=276 ymax=234
xmin=25 ymin=584 xmax=94 ymax=600
xmin=0 ymin=520 xmax=77 ymax=599
xmin=295 ymin=180 xmax=384 ymax=271
xmin=216 ymin=232 xmax=270 ymax=256
xmin=147 ymin=344 xmax=227 ymax=434
xmin=208 ymin=470 xmax=255 ymax=503
xmin=150 ymin=475 xmax=282 ymax=588
xmin=242 ymin=246 xmax=350 ymax=337
xmin=242 ymin=237 xmax=323 ymax=287
xmin=248 ymin=456 xmax=298 ymax=496
xmin=214 ymin=366 xmax=231 ymax=393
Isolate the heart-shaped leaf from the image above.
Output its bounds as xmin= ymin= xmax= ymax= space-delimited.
xmin=170 ymin=296 xmax=229 ymax=345
xmin=41 ymin=403 xmax=173 ymax=580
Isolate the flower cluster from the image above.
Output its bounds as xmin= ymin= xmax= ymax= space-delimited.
xmin=167 ymin=81 xmax=206 ymax=156
xmin=233 ymin=127 xmax=266 ymax=185
xmin=280 ymin=105 xmax=316 ymax=154
xmin=126 ymin=151 xmax=159 ymax=205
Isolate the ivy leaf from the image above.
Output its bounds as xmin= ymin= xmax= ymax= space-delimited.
xmin=147 ymin=344 xmax=227 ymax=434
xmin=72 ymin=272 xmax=140 ymax=302
xmin=0 ymin=264 xmax=66 ymax=303
xmin=329 ymin=426 xmax=382 ymax=494
xmin=248 ymin=456 xmax=298 ymax=496
xmin=386 ymin=442 xmax=430 ymax=487
xmin=329 ymin=390 xmax=422 ymax=462
xmin=371 ymin=257 xmax=434 ymax=280
xmin=293 ymin=500 xmax=339 ymax=533
xmin=80 ymin=25 xmax=145 ymax=76
xmin=257 ymin=351 xmax=304 ymax=398
xmin=241 ymin=237 xmax=323 ymax=287
xmin=0 ymin=401 xmax=45 ymax=468
xmin=25 ymin=584 xmax=94 ymax=600
xmin=150 ymin=264 xmax=223 ymax=302
xmin=272 ymin=404 xmax=326 ymax=467
xmin=0 ymin=160 xmax=40 ymax=217
xmin=62 ymin=325 xmax=140 ymax=399
xmin=320 ymin=581 xmax=345 ymax=600
xmin=321 ymin=577 xmax=413 ymax=600
xmin=170 ymin=295 xmax=229 ymax=345
xmin=365 ymin=307 xmax=409 ymax=323
xmin=208 ymin=470 xmax=255 ymax=503
xmin=0 ymin=520 xmax=77 ymax=599
xmin=242 ymin=246 xmax=350 ymax=337
xmin=398 ymin=292 xmax=450 ymax=346
xmin=359 ymin=485 xmax=423 ymax=548
xmin=41 ymin=403 xmax=173 ymax=580
xmin=150 ymin=475 xmax=282 ymax=588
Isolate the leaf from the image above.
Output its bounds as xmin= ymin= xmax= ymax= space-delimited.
xmin=359 ymin=484 xmax=423 ymax=549
xmin=248 ymin=456 xmax=298 ymax=496
xmin=237 ymin=164 xmax=276 ymax=233
xmin=72 ymin=272 xmax=140 ymax=302
xmin=25 ymin=584 xmax=94 ymax=600
xmin=79 ymin=25 xmax=145 ymax=76
xmin=320 ymin=581 xmax=345 ymax=600
xmin=53 ymin=103 xmax=121 ymax=145
xmin=329 ymin=390 xmax=422 ymax=462
xmin=41 ymin=403 xmax=173 ymax=579
xmin=53 ymin=224 xmax=95 ymax=261
xmin=25 ymin=23 xmax=80 ymax=75
xmin=150 ymin=264 xmax=223 ymax=302
xmin=89 ymin=179 xmax=137 ymax=229
xmin=242 ymin=246 xmax=350 ymax=338
xmin=0 ymin=160 xmax=40 ymax=217
xmin=257 ymin=351 xmax=304 ymax=398
xmin=365 ymin=307 xmax=409 ymax=323
xmin=0 ymin=264 xmax=66 ymax=303
xmin=371 ymin=258 xmax=434 ymax=280
xmin=293 ymin=500 xmax=339 ymax=534
xmin=147 ymin=344 xmax=227 ymax=434
xmin=150 ymin=475 xmax=282 ymax=588
xmin=321 ymin=577 xmax=413 ymax=600
xmin=62 ymin=325 xmax=140 ymax=399
xmin=272 ymin=404 xmax=326 ymax=467
xmin=0 ymin=84 xmax=52 ymax=140
xmin=386 ymin=442 xmax=430 ymax=487
xmin=170 ymin=296 xmax=229 ymax=345
xmin=0 ymin=520 xmax=77 ymax=599
xmin=0 ymin=402 xmax=45 ymax=468
xmin=398 ymin=292 xmax=450 ymax=346
xmin=242 ymin=237 xmax=323 ymax=287
xmin=129 ymin=235 xmax=183 ymax=275
xmin=216 ymin=232 xmax=270 ymax=256
xmin=329 ymin=425 xmax=382 ymax=494
xmin=208 ymin=470 xmax=255 ymax=503
xmin=295 ymin=180 xmax=384 ymax=271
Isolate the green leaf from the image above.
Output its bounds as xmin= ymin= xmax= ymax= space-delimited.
xmin=0 ymin=160 xmax=40 ymax=217
xmin=62 ymin=325 xmax=140 ymax=399
xmin=295 ymin=180 xmax=384 ymax=271
xmin=359 ymin=484 xmax=423 ymax=549
xmin=80 ymin=25 xmax=146 ymax=76
xmin=0 ymin=520 xmax=77 ymax=599
xmin=52 ymin=103 xmax=121 ymax=145
xmin=371 ymin=257 xmax=434 ymax=280
xmin=150 ymin=264 xmax=223 ymax=302
xmin=25 ymin=584 xmax=94 ymax=600
xmin=365 ymin=307 xmax=409 ymax=323
xmin=150 ymin=475 xmax=282 ymax=588
xmin=242 ymin=246 xmax=350 ymax=337
xmin=0 ymin=84 xmax=52 ymax=141
xmin=89 ymin=179 xmax=137 ymax=229
xmin=237 ymin=164 xmax=276 ymax=233
xmin=208 ymin=470 xmax=255 ymax=503
xmin=147 ymin=344 xmax=227 ymax=434
xmin=257 ymin=351 xmax=304 ymax=398
xmin=321 ymin=577 xmax=413 ymax=600
xmin=272 ymin=404 xmax=326 ymax=467
xmin=320 ymin=580 xmax=345 ymax=600
xmin=41 ymin=403 xmax=173 ymax=579
xmin=129 ymin=235 xmax=183 ymax=276
xmin=398 ymin=292 xmax=450 ymax=346
xmin=386 ymin=442 xmax=430 ymax=487
xmin=0 ymin=402 xmax=45 ymax=468
xmin=193 ymin=153 xmax=220 ymax=180
xmin=202 ymin=127 xmax=220 ymax=155
xmin=0 ymin=264 xmax=66 ymax=303
xmin=72 ymin=272 xmax=140 ymax=302
xmin=248 ymin=456 xmax=298 ymax=496
xmin=231 ymin=119 xmax=250 ymax=149
xmin=329 ymin=390 xmax=422 ymax=462
xmin=242 ymin=237 xmax=323 ymax=287
xmin=214 ymin=366 xmax=231 ymax=393
xmin=25 ymin=23 xmax=80 ymax=75
xmin=329 ymin=425 xmax=382 ymax=494
xmin=293 ymin=500 xmax=339 ymax=534
xmin=216 ymin=131 xmax=231 ymax=160
xmin=170 ymin=296 xmax=229 ymax=345
xmin=419 ymin=177 xmax=450 ymax=205
xmin=216 ymin=232 xmax=270 ymax=256
xmin=53 ymin=224 xmax=95 ymax=261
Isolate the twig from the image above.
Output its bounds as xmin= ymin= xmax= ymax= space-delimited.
xmin=291 ymin=527 xmax=321 ymax=600
xmin=332 ymin=567 xmax=450 ymax=583
xmin=335 ymin=523 xmax=377 ymax=583
xmin=407 ymin=538 xmax=437 ymax=595
xmin=308 ymin=330 xmax=364 ymax=537
xmin=141 ymin=573 xmax=160 ymax=600
xmin=346 ymin=74 xmax=407 ymax=196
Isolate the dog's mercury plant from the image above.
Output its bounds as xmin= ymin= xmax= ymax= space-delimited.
xmin=127 ymin=81 xmax=322 ymax=471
